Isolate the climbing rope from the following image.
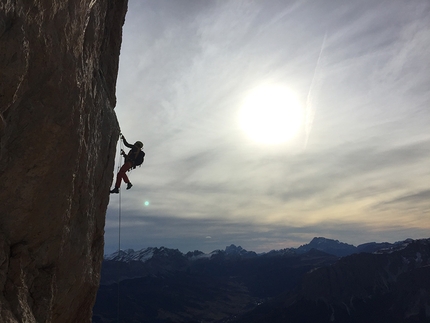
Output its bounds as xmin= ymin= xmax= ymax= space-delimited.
xmin=117 ymin=135 xmax=124 ymax=323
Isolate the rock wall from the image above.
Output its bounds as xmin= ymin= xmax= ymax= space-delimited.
xmin=0 ymin=1 xmax=127 ymax=322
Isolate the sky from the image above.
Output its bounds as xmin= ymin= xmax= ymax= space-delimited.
xmin=104 ymin=0 xmax=430 ymax=255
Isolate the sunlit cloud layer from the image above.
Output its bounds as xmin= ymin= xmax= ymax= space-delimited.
xmin=105 ymin=0 xmax=430 ymax=254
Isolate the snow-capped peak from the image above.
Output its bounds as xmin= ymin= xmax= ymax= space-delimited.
xmin=105 ymin=247 xmax=155 ymax=262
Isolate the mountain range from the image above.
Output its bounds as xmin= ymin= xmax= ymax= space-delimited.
xmin=92 ymin=237 xmax=430 ymax=323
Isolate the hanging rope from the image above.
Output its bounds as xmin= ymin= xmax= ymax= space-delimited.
xmin=116 ymin=135 xmax=124 ymax=323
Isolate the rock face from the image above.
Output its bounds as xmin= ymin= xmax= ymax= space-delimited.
xmin=0 ymin=1 xmax=127 ymax=322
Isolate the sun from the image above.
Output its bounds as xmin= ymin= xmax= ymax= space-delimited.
xmin=239 ymin=84 xmax=303 ymax=144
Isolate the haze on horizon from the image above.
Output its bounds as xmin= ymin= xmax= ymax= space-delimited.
xmin=105 ymin=0 xmax=430 ymax=255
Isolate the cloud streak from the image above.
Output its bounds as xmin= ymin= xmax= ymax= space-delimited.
xmin=305 ymin=31 xmax=327 ymax=149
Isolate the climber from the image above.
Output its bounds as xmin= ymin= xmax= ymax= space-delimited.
xmin=110 ymin=134 xmax=145 ymax=194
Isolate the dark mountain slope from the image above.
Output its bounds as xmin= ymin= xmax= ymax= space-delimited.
xmin=231 ymin=238 xmax=430 ymax=323
xmin=93 ymin=248 xmax=338 ymax=322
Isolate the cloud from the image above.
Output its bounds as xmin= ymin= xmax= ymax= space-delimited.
xmin=104 ymin=211 xmax=430 ymax=255
xmin=370 ymin=189 xmax=430 ymax=213
xmin=106 ymin=0 xmax=430 ymax=254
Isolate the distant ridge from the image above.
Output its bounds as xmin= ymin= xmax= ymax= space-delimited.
xmin=296 ymin=237 xmax=357 ymax=257
xmin=104 ymin=237 xmax=413 ymax=262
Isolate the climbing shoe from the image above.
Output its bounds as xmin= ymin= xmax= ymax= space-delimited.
xmin=110 ymin=187 xmax=119 ymax=194
xmin=126 ymin=183 xmax=133 ymax=190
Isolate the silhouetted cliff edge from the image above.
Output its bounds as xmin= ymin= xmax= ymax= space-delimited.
xmin=0 ymin=1 xmax=127 ymax=322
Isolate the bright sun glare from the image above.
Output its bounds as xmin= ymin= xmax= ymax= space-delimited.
xmin=239 ymin=84 xmax=303 ymax=144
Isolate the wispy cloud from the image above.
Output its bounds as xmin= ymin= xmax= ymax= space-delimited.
xmin=107 ymin=0 xmax=430 ymax=254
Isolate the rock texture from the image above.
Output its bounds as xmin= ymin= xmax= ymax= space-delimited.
xmin=0 ymin=0 xmax=127 ymax=322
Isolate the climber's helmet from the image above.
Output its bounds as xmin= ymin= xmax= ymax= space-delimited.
xmin=135 ymin=141 xmax=144 ymax=149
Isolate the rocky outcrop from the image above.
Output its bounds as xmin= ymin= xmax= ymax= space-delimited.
xmin=0 ymin=1 xmax=127 ymax=322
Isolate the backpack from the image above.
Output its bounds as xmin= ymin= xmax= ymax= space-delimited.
xmin=133 ymin=151 xmax=145 ymax=167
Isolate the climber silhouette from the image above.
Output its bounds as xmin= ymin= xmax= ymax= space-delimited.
xmin=110 ymin=135 xmax=145 ymax=194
